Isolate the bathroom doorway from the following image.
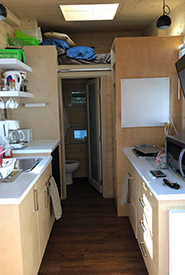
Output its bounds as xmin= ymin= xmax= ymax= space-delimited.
xmin=61 ymin=77 xmax=102 ymax=194
xmin=58 ymin=68 xmax=114 ymax=200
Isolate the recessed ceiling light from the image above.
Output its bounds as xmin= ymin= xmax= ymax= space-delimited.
xmin=59 ymin=4 xmax=119 ymax=21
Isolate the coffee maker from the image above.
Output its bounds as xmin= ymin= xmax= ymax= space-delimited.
xmin=0 ymin=120 xmax=27 ymax=149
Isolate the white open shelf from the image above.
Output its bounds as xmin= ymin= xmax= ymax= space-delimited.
xmin=0 ymin=58 xmax=32 ymax=72
xmin=0 ymin=91 xmax=33 ymax=98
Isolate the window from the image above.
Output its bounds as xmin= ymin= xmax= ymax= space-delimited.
xmin=70 ymin=127 xmax=87 ymax=143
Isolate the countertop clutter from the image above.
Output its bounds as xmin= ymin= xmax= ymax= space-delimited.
xmin=123 ymin=147 xmax=185 ymax=201
xmin=0 ymin=155 xmax=52 ymax=205
xmin=12 ymin=139 xmax=60 ymax=154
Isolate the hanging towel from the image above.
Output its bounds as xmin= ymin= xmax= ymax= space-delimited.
xmin=120 ymin=173 xmax=129 ymax=205
xmin=48 ymin=176 xmax=62 ymax=220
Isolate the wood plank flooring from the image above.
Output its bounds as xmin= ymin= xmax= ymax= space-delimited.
xmin=38 ymin=179 xmax=148 ymax=275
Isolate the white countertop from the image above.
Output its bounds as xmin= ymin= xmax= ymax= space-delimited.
xmin=123 ymin=147 xmax=185 ymax=201
xmin=0 ymin=155 xmax=52 ymax=205
xmin=12 ymin=139 xmax=60 ymax=154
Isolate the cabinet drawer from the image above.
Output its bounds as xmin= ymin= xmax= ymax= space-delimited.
xmin=137 ymin=220 xmax=157 ymax=275
xmin=138 ymin=182 xmax=158 ymax=273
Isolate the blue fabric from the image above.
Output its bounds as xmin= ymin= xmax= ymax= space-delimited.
xmin=41 ymin=38 xmax=70 ymax=50
xmin=66 ymin=46 xmax=96 ymax=60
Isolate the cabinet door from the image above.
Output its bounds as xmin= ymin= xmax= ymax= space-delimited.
xmin=127 ymin=160 xmax=142 ymax=238
xmin=19 ymin=185 xmax=40 ymax=275
xmin=36 ymin=164 xmax=54 ymax=260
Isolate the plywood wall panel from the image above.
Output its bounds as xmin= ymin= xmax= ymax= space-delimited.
xmin=113 ymin=36 xmax=183 ymax=216
xmin=0 ymin=21 xmax=14 ymax=48
xmin=12 ymin=46 xmax=60 ymax=140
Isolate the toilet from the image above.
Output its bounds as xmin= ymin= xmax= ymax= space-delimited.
xmin=65 ymin=160 xmax=80 ymax=185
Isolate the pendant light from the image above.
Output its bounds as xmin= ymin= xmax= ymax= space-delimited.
xmin=0 ymin=3 xmax=7 ymax=20
xmin=156 ymin=0 xmax=171 ymax=29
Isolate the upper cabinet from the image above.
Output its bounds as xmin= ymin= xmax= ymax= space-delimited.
xmin=0 ymin=58 xmax=33 ymax=98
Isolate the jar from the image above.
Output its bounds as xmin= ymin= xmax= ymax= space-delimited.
xmin=8 ymin=79 xmax=16 ymax=91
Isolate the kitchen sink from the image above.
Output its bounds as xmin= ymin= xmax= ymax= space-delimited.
xmin=14 ymin=158 xmax=42 ymax=172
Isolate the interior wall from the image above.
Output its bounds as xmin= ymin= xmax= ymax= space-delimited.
xmin=0 ymin=21 xmax=14 ymax=48
xmin=68 ymin=31 xmax=142 ymax=53
xmin=12 ymin=45 xmax=60 ymax=140
xmin=62 ymin=79 xmax=88 ymax=178
xmin=113 ymin=36 xmax=183 ymax=216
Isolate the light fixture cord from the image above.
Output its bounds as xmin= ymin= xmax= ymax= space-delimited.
xmin=163 ymin=0 xmax=170 ymax=15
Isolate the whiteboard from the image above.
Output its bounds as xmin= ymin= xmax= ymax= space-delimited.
xmin=121 ymin=77 xmax=170 ymax=128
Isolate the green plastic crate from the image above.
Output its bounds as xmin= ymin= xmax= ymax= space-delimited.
xmin=8 ymin=30 xmax=39 ymax=46
xmin=0 ymin=49 xmax=25 ymax=62
xmin=8 ymin=38 xmax=39 ymax=46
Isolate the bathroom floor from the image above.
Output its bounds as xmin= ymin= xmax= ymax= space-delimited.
xmin=38 ymin=178 xmax=148 ymax=275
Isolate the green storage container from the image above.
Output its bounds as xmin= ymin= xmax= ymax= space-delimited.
xmin=0 ymin=49 xmax=25 ymax=62
xmin=8 ymin=30 xmax=39 ymax=46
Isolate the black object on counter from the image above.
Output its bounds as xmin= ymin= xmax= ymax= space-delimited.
xmin=163 ymin=178 xmax=180 ymax=189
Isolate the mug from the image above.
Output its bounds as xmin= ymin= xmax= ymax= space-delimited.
xmin=6 ymin=98 xmax=19 ymax=109
xmin=0 ymin=98 xmax=5 ymax=109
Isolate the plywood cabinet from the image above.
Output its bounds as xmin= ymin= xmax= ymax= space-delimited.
xmin=126 ymin=158 xmax=160 ymax=275
xmin=126 ymin=156 xmax=185 ymax=275
xmin=0 ymin=163 xmax=54 ymax=275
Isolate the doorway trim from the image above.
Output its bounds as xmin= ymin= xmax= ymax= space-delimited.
xmin=58 ymin=69 xmax=109 ymax=198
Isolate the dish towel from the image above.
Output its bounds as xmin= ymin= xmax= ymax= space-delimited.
xmin=48 ymin=176 xmax=62 ymax=220
xmin=120 ymin=173 xmax=129 ymax=205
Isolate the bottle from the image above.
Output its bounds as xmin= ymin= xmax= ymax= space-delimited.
xmin=4 ymin=138 xmax=12 ymax=158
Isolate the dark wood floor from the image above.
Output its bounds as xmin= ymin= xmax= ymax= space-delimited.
xmin=38 ymin=179 xmax=148 ymax=275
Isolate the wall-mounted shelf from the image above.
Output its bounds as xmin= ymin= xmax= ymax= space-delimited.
xmin=0 ymin=91 xmax=33 ymax=98
xmin=0 ymin=58 xmax=32 ymax=72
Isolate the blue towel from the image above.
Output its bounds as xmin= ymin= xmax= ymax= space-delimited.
xmin=66 ymin=46 xmax=96 ymax=60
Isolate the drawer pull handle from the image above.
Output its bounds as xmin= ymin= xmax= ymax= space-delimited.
xmin=139 ymin=220 xmax=146 ymax=233
xmin=34 ymin=189 xmax=39 ymax=211
xmin=140 ymin=242 xmax=148 ymax=257
xmin=44 ymin=190 xmax=48 ymax=208
xmin=139 ymin=197 xmax=146 ymax=208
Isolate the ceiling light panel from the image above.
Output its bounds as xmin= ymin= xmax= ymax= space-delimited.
xmin=59 ymin=4 xmax=119 ymax=21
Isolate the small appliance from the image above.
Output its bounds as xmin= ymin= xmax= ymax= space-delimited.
xmin=0 ymin=120 xmax=27 ymax=149
xmin=19 ymin=128 xmax=33 ymax=143
xmin=166 ymin=135 xmax=185 ymax=177
xmin=8 ymin=129 xmax=25 ymax=144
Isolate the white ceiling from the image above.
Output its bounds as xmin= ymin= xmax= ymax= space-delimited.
xmin=2 ymin=0 xmax=184 ymax=33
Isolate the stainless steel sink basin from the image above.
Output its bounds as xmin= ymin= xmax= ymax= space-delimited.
xmin=14 ymin=158 xmax=42 ymax=172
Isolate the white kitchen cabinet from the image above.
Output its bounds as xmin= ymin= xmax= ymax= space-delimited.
xmin=125 ymin=155 xmax=185 ymax=275
xmin=0 ymin=163 xmax=54 ymax=275
xmin=127 ymin=159 xmax=158 ymax=274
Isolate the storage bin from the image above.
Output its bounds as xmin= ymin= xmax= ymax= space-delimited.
xmin=0 ymin=49 xmax=25 ymax=62
xmin=8 ymin=30 xmax=39 ymax=46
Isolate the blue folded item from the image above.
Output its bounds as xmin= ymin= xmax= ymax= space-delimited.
xmin=41 ymin=38 xmax=70 ymax=50
xmin=66 ymin=46 xmax=96 ymax=60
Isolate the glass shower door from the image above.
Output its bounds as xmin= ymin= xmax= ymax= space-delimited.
xmin=87 ymin=79 xmax=102 ymax=193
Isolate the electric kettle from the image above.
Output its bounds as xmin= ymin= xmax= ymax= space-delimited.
xmin=3 ymin=71 xmax=22 ymax=91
